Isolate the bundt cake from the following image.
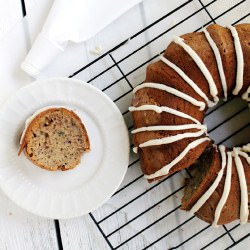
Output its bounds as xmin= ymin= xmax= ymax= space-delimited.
xmin=19 ymin=107 xmax=90 ymax=171
xmin=129 ymin=24 xmax=250 ymax=226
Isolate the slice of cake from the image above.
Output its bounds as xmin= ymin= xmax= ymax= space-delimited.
xmin=19 ymin=107 xmax=90 ymax=171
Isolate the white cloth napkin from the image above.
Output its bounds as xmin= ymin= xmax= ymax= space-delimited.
xmin=21 ymin=0 xmax=142 ymax=77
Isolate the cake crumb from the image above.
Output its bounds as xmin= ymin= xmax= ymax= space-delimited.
xmin=90 ymin=45 xmax=103 ymax=56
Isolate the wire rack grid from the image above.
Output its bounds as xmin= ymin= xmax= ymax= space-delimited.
xmin=63 ymin=0 xmax=250 ymax=249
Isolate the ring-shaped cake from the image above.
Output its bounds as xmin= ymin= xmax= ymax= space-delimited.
xmin=129 ymin=24 xmax=250 ymax=226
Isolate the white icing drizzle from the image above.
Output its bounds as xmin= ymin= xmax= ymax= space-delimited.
xmin=159 ymin=55 xmax=214 ymax=107
xmin=203 ymin=28 xmax=228 ymax=100
xmin=238 ymin=150 xmax=250 ymax=165
xmin=228 ymin=25 xmax=244 ymax=95
xmin=133 ymin=83 xmax=206 ymax=111
xmin=190 ymin=145 xmax=226 ymax=215
xmin=242 ymin=86 xmax=250 ymax=102
xmin=174 ymin=36 xmax=219 ymax=104
xmin=212 ymin=151 xmax=232 ymax=227
xmin=136 ymin=130 xmax=206 ymax=149
xmin=233 ymin=148 xmax=249 ymax=225
xmin=129 ymin=105 xmax=201 ymax=124
xmin=133 ymin=147 xmax=138 ymax=154
xmin=144 ymin=137 xmax=210 ymax=179
xmin=242 ymin=143 xmax=250 ymax=153
xmin=131 ymin=124 xmax=207 ymax=134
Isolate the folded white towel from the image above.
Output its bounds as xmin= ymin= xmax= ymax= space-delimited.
xmin=21 ymin=0 xmax=142 ymax=77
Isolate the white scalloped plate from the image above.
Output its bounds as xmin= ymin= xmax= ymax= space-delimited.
xmin=0 ymin=78 xmax=129 ymax=219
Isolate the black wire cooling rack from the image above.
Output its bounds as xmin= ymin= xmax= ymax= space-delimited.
xmin=19 ymin=0 xmax=248 ymax=249
xmin=58 ymin=0 xmax=250 ymax=249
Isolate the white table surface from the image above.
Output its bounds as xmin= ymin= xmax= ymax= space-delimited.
xmin=0 ymin=0 xmax=250 ymax=249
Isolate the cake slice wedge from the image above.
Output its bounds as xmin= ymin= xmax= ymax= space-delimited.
xmin=19 ymin=107 xmax=90 ymax=171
